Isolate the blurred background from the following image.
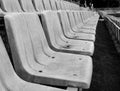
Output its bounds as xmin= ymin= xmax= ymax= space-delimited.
xmin=65 ymin=0 xmax=120 ymax=8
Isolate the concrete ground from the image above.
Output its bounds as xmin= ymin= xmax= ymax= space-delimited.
xmin=84 ymin=19 xmax=120 ymax=91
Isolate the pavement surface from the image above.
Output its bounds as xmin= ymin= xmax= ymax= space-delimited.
xmin=84 ymin=19 xmax=120 ymax=91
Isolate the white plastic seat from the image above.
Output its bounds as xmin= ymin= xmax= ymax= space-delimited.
xmin=0 ymin=0 xmax=22 ymax=12
xmin=0 ymin=80 xmax=5 ymax=91
xmin=42 ymin=0 xmax=52 ymax=10
xmin=80 ymin=11 xmax=99 ymax=29
xmin=5 ymin=13 xmax=92 ymax=88
xmin=41 ymin=11 xmax=94 ymax=56
xmin=61 ymin=1 xmax=66 ymax=10
xmin=73 ymin=11 xmax=83 ymax=27
xmin=55 ymin=1 xmax=62 ymax=10
xmin=33 ymin=0 xmax=45 ymax=12
xmin=18 ymin=0 xmax=36 ymax=12
xmin=74 ymin=11 xmax=97 ymax=31
xmin=0 ymin=36 xmax=68 ymax=91
xmin=58 ymin=11 xmax=95 ymax=41
xmin=60 ymin=1 xmax=68 ymax=10
xmin=65 ymin=2 xmax=71 ymax=10
xmin=49 ymin=0 xmax=57 ymax=10
xmin=67 ymin=11 xmax=96 ymax=34
xmin=72 ymin=11 xmax=96 ymax=32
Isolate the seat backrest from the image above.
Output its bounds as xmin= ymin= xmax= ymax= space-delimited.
xmin=80 ymin=11 xmax=88 ymax=23
xmin=32 ymin=0 xmax=45 ymax=12
xmin=5 ymin=13 xmax=46 ymax=72
xmin=67 ymin=11 xmax=76 ymax=28
xmin=63 ymin=1 xmax=69 ymax=10
xmin=49 ymin=0 xmax=57 ymax=10
xmin=0 ymin=0 xmax=22 ymax=12
xmin=42 ymin=0 xmax=52 ymax=10
xmin=77 ymin=12 xmax=83 ymax=23
xmin=58 ymin=11 xmax=72 ymax=36
xmin=73 ymin=11 xmax=83 ymax=26
xmin=41 ymin=11 xmax=66 ymax=47
xmin=0 ymin=80 xmax=5 ymax=91
xmin=19 ymin=0 xmax=36 ymax=12
xmin=0 ymin=35 xmax=67 ymax=91
xmin=69 ymin=3 xmax=72 ymax=10
xmin=55 ymin=1 xmax=61 ymax=10
xmin=0 ymin=37 xmax=20 ymax=84
xmin=59 ymin=1 xmax=64 ymax=10
xmin=73 ymin=11 xmax=80 ymax=25
xmin=5 ymin=12 xmax=60 ymax=72
xmin=67 ymin=2 xmax=71 ymax=10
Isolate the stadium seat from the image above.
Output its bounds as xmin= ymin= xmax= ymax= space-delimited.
xmin=0 ymin=36 xmax=69 ymax=91
xmin=0 ymin=80 xmax=5 ymax=91
xmin=5 ymin=13 xmax=92 ymax=88
xmin=80 ymin=11 xmax=99 ymax=28
xmin=33 ymin=0 xmax=45 ymax=12
xmin=49 ymin=0 xmax=57 ymax=10
xmin=73 ymin=11 xmax=83 ymax=27
xmin=55 ymin=1 xmax=62 ymax=10
xmin=41 ymin=11 xmax=94 ymax=56
xmin=58 ymin=11 xmax=95 ymax=41
xmin=67 ymin=11 xmax=96 ymax=34
xmin=42 ymin=0 xmax=52 ymax=10
xmin=0 ymin=0 xmax=22 ymax=12
xmin=75 ymin=11 xmax=98 ymax=30
xmin=18 ymin=0 xmax=36 ymax=12
xmin=59 ymin=1 xmax=64 ymax=10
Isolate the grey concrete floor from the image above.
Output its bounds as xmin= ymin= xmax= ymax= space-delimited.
xmin=84 ymin=19 xmax=120 ymax=91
